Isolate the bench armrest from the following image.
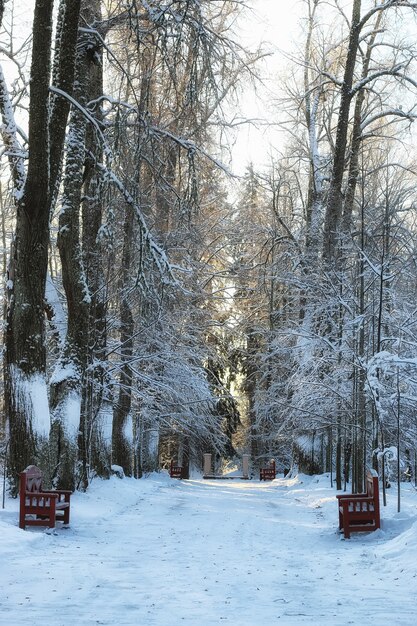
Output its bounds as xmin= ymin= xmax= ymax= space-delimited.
xmin=25 ymin=491 xmax=58 ymax=498
xmin=336 ymin=492 xmax=366 ymax=501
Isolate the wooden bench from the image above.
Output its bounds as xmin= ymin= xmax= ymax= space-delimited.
xmin=19 ymin=465 xmax=72 ymax=531
xmin=169 ymin=460 xmax=189 ymax=479
xmin=260 ymin=459 xmax=276 ymax=481
xmin=336 ymin=468 xmax=380 ymax=539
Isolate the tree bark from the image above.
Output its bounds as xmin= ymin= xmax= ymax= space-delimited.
xmin=323 ymin=0 xmax=361 ymax=259
xmin=112 ymin=205 xmax=135 ymax=476
xmin=49 ymin=0 xmax=82 ymax=208
xmin=304 ymin=0 xmax=323 ymax=258
xmin=81 ymin=0 xmax=110 ymax=482
xmin=50 ymin=52 xmax=89 ymax=489
xmin=50 ymin=0 xmax=105 ymax=490
xmin=342 ymin=12 xmax=383 ymax=232
xmin=5 ymin=0 xmax=54 ymax=493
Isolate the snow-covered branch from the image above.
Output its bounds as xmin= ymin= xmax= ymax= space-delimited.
xmin=361 ymin=108 xmax=417 ymax=131
xmin=49 ymin=85 xmax=112 ymax=162
xmin=98 ymin=163 xmax=178 ymax=287
xmin=359 ymin=0 xmax=417 ymax=31
xmin=350 ymin=63 xmax=408 ymax=95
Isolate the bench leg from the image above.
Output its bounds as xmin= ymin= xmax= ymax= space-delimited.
xmin=343 ymin=520 xmax=350 ymax=539
xmin=19 ymin=507 xmax=26 ymax=530
xmin=48 ymin=498 xmax=56 ymax=530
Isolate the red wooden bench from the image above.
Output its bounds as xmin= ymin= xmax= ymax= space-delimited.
xmin=260 ymin=459 xmax=276 ymax=481
xmin=19 ymin=465 xmax=72 ymax=531
xmin=169 ymin=460 xmax=189 ymax=479
xmin=336 ymin=468 xmax=380 ymax=539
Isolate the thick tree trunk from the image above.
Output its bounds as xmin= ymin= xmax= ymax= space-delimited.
xmin=49 ymin=0 xmax=82 ymax=208
xmin=50 ymin=0 xmax=106 ymax=490
xmin=50 ymin=69 xmax=89 ymax=489
xmin=4 ymin=0 xmax=54 ymax=494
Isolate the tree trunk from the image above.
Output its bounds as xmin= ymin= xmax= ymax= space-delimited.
xmin=50 ymin=73 xmax=89 ymax=488
xmin=111 ymin=35 xmax=155 ymax=477
xmin=112 ymin=206 xmax=135 ymax=476
xmin=342 ymin=12 xmax=382 ymax=232
xmin=323 ymin=0 xmax=361 ymax=259
xmin=50 ymin=0 xmax=106 ymax=490
xmin=4 ymin=0 xmax=54 ymax=494
xmin=81 ymin=0 xmax=109 ymax=483
xmin=49 ymin=0 xmax=82 ymax=208
xmin=304 ymin=0 xmax=323 ymax=259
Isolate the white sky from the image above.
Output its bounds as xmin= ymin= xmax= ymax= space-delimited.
xmin=0 ymin=1 xmax=304 ymax=177
xmin=229 ymin=0 xmax=304 ymax=176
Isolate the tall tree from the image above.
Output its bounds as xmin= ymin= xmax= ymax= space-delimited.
xmin=4 ymin=0 xmax=81 ymax=493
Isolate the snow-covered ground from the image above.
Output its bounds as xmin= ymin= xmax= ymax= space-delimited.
xmin=1 ymin=471 xmax=417 ymax=625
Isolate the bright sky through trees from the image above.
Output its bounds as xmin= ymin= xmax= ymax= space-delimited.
xmin=230 ymin=0 xmax=302 ymax=174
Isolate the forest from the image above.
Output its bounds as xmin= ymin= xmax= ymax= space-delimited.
xmin=1 ymin=0 xmax=417 ymax=497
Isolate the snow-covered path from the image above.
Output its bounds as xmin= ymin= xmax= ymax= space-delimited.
xmin=1 ymin=473 xmax=417 ymax=625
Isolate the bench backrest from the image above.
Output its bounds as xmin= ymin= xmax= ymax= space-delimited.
xmin=20 ymin=465 xmax=43 ymax=493
xmin=365 ymin=469 xmax=380 ymax=517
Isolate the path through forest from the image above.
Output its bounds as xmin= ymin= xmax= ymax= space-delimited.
xmin=1 ymin=473 xmax=416 ymax=625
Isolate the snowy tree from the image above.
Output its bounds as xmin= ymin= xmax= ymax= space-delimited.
xmin=3 ymin=0 xmax=81 ymax=494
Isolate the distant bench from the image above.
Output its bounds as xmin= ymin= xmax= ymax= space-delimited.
xmin=169 ymin=460 xmax=189 ymax=479
xmin=19 ymin=465 xmax=72 ymax=531
xmin=260 ymin=459 xmax=276 ymax=481
xmin=336 ymin=468 xmax=380 ymax=539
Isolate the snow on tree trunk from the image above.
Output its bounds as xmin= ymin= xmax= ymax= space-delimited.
xmin=142 ymin=425 xmax=160 ymax=473
xmin=0 ymin=65 xmax=26 ymax=199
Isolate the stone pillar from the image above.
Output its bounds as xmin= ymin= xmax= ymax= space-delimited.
xmin=203 ymin=453 xmax=212 ymax=477
xmin=242 ymin=454 xmax=250 ymax=479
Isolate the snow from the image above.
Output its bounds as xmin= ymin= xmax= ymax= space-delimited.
xmin=50 ymin=363 xmax=78 ymax=385
xmin=27 ymin=377 xmax=50 ymax=437
xmin=45 ymin=275 xmax=67 ymax=344
xmin=58 ymin=391 xmax=81 ymax=438
xmin=0 ymin=63 xmax=26 ymax=200
xmin=10 ymin=368 xmax=50 ymax=437
xmin=1 ymin=472 xmax=417 ymax=625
